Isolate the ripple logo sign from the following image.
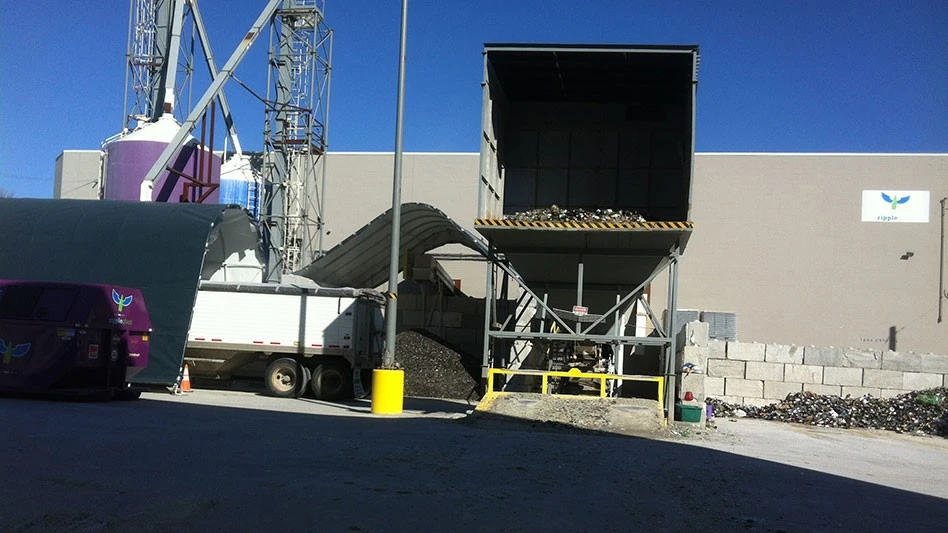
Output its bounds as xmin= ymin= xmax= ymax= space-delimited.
xmin=0 ymin=338 xmax=31 ymax=364
xmin=880 ymin=192 xmax=910 ymax=210
xmin=112 ymin=289 xmax=133 ymax=313
xmin=862 ymin=190 xmax=929 ymax=223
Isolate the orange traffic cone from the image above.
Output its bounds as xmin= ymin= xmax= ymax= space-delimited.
xmin=180 ymin=363 xmax=193 ymax=393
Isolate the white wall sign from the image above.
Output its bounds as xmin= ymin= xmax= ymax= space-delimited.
xmin=861 ymin=190 xmax=929 ymax=223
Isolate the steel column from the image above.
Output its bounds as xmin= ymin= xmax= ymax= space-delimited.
xmin=664 ymin=249 xmax=680 ymax=416
xmin=382 ymin=0 xmax=408 ymax=370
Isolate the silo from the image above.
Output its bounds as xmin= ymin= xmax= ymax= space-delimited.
xmin=104 ymin=114 xmax=221 ymax=203
xmin=219 ymin=154 xmax=260 ymax=218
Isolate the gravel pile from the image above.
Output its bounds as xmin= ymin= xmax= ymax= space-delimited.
xmin=708 ymin=388 xmax=948 ymax=436
xmin=472 ymin=393 xmax=666 ymax=436
xmin=395 ymin=330 xmax=480 ymax=400
xmin=505 ymin=205 xmax=646 ymax=223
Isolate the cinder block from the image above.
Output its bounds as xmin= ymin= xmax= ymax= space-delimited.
xmin=764 ymin=381 xmax=803 ymax=400
xmin=903 ymin=372 xmax=944 ymax=391
xmin=804 ymin=383 xmax=842 ymax=396
xmin=840 ymin=349 xmax=882 ymax=369
xmin=823 ymin=367 xmax=863 ymax=386
xmin=862 ymin=369 xmax=903 ymax=389
xmin=882 ymin=351 xmax=922 ymax=372
xmin=784 ymin=364 xmax=823 ymax=384
xmin=712 ymin=395 xmax=743 ymax=405
xmin=705 ymin=377 xmax=725 ymax=396
xmin=742 ymin=397 xmax=775 ymax=408
xmin=708 ymin=359 xmax=745 ymax=378
xmin=680 ymin=345 xmax=709 ymax=369
xmin=842 ymin=386 xmax=883 ymax=398
xmin=725 ymin=378 xmax=764 ymax=398
xmin=708 ymin=340 xmax=726 ymax=359
xmin=804 ymin=346 xmax=844 ymax=367
xmin=745 ymin=361 xmax=784 ymax=381
xmin=765 ymin=344 xmax=803 ymax=364
xmin=919 ymin=353 xmax=948 ymax=374
xmin=880 ymin=389 xmax=912 ymax=399
xmin=680 ymin=372 xmax=706 ymax=401
xmin=727 ymin=342 xmax=765 ymax=362
xmin=677 ymin=321 xmax=709 ymax=348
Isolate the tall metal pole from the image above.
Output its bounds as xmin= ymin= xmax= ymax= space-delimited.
xmin=939 ymin=197 xmax=946 ymax=323
xmin=382 ymin=0 xmax=409 ymax=369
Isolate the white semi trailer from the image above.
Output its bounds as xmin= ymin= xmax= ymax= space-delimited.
xmin=183 ymin=281 xmax=385 ymax=400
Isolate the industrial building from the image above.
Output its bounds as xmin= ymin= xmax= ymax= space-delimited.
xmin=42 ymin=1 xmax=946 ymax=415
xmin=56 ymin=149 xmax=948 ymax=355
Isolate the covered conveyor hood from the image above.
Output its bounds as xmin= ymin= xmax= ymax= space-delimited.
xmin=296 ymin=203 xmax=488 ymax=289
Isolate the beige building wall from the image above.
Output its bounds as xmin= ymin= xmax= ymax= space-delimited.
xmin=55 ymin=149 xmax=948 ymax=353
xmin=658 ymin=153 xmax=947 ymax=353
xmin=322 ymin=152 xmax=487 ymax=295
xmin=54 ymin=150 xmax=101 ymax=199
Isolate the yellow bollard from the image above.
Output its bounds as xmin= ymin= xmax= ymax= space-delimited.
xmin=371 ymin=369 xmax=404 ymax=414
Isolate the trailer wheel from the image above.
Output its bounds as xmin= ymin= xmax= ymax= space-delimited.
xmin=265 ymin=358 xmax=306 ymax=398
xmin=296 ymin=366 xmax=312 ymax=398
xmin=310 ymin=358 xmax=353 ymax=401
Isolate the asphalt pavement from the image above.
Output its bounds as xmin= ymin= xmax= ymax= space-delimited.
xmin=1 ymin=389 xmax=946 ymax=532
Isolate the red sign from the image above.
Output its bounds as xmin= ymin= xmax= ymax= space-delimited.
xmin=572 ymin=305 xmax=589 ymax=316
xmin=88 ymin=344 xmax=99 ymax=359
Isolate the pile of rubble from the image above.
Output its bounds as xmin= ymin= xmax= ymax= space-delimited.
xmin=708 ymin=388 xmax=948 ymax=436
xmin=505 ymin=205 xmax=646 ymax=223
xmin=395 ymin=330 xmax=480 ymax=401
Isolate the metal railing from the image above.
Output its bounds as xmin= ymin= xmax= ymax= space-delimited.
xmin=485 ymin=367 xmax=664 ymax=414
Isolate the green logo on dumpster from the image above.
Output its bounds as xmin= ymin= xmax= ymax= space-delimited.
xmin=112 ymin=289 xmax=133 ymax=312
xmin=0 ymin=338 xmax=31 ymax=364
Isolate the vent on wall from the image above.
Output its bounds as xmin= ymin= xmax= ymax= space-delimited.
xmin=701 ymin=311 xmax=738 ymax=341
xmin=667 ymin=309 xmax=738 ymax=341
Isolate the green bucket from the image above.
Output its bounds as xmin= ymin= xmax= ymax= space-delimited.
xmin=675 ymin=403 xmax=703 ymax=423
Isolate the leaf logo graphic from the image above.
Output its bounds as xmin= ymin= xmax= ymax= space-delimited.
xmin=880 ymin=192 xmax=910 ymax=210
xmin=0 ymin=338 xmax=31 ymax=364
xmin=112 ymin=289 xmax=133 ymax=312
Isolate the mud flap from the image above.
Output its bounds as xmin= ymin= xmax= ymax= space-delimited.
xmin=352 ymin=369 xmax=367 ymax=399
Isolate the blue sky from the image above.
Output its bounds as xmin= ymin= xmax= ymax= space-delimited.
xmin=1 ymin=0 xmax=946 ymax=198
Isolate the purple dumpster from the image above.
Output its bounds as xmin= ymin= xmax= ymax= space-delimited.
xmin=0 ymin=280 xmax=152 ymax=399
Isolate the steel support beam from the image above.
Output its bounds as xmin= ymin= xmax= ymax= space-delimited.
xmin=189 ymin=0 xmax=243 ymax=154
xmin=140 ymin=0 xmax=283 ymax=200
xmin=161 ymin=0 xmax=187 ymax=113
xmin=480 ymin=244 xmax=495 ymax=380
xmin=637 ymin=295 xmax=666 ymax=338
xmin=663 ymin=249 xmax=680 ymax=416
xmin=488 ymin=330 xmax=672 ymax=346
xmin=578 ymin=255 xmax=671 ymax=334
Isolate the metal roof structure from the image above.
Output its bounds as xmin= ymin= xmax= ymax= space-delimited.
xmin=296 ymin=203 xmax=488 ymax=289
xmin=483 ymin=43 xmax=699 ymax=103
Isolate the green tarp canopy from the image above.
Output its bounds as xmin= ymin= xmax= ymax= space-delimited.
xmin=0 ymin=198 xmax=262 ymax=384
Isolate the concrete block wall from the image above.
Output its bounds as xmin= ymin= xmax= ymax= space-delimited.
xmin=678 ymin=338 xmax=948 ymax=406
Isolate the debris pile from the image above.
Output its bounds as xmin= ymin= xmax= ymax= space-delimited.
xmin=395 ymin=330 xmax=480 ymax=401
xmin=708 ymin=388 xmax=948 ymax=436
xmin=505 ymin=205 xmax=646 ymax=223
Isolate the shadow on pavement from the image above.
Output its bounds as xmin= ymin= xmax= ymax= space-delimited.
xmin=0 ymin=393 xmax=945 ymax=533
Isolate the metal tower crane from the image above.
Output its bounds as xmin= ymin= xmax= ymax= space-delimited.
xmin=261 ymin=0 xmax=334 ymax=277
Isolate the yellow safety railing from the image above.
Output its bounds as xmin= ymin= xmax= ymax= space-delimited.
xmin=486 ymin=367 xmax=664 ymax=414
